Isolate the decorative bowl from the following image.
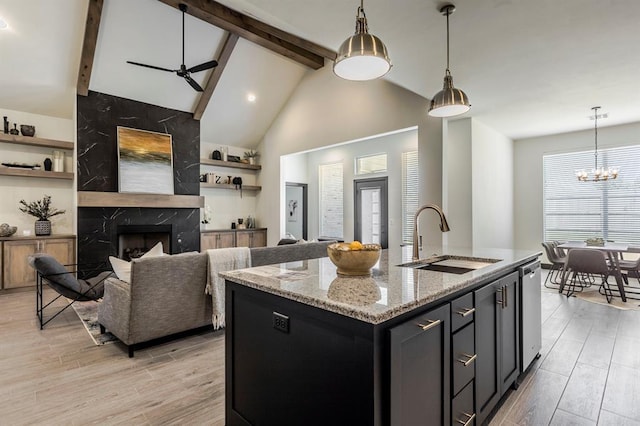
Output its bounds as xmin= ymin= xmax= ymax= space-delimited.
xmin=327 ymin=276 xmax=381 ymax=306
xmin=20 ymin=125 xmax=35 ymax=137
xmin=327 ymin=242 xmax=381 ymax=276
xmin=0 ymin=223 xmax=18 ymax=237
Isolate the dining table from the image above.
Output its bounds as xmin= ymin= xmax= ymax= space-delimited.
xmin=557 ymin=241 xmax=629 ymax=302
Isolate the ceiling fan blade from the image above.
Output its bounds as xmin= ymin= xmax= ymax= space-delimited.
xmin=184 ymin=75 xmax=204 ymax=92
xmin=187 ymin=60 xmax=218 ymax=74
xmin=127 ymin=61 xmax=176 ymax=73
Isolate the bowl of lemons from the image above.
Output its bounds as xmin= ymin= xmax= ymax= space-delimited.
xmin=327 ymin=241 xmax=381 ymax=276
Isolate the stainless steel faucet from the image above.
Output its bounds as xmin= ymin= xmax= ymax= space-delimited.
xmin=412 ymin=204 xmax=450 ymax=261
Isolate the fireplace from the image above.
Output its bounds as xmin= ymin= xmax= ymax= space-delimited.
xmin=117 ymin=224 xmax=172 ymax=261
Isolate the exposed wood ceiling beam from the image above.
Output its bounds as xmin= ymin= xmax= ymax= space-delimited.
xmin=194 ymin=32 xmax=239 ymax=120
xmin=157 ymin=0 xmax=336 ymax=70
xmin=77 ymin=0 xmax=104 ymax=96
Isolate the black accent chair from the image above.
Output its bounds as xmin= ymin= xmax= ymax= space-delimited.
xmin=28 ymin=254 xmax=114 ymax=329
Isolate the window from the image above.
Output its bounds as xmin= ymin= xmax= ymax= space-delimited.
xmin=402 ymin=151 xmax=419 ymax=244
xmin=319 ymin=162 xmax=343 ymax=238
xmin=355 ymin=153 xmax=387 ymax=175
xmin=543 ymin=145 xmax=640 ymax=245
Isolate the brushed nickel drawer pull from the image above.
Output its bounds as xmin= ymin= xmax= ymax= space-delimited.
xmin=457 ymin=353 xmax=478 ymax=367
xmin=417 ymin=319 xmax=441 ymax=331
xmin=456 ymin=412 xmax=476 ymax=426
xmin=455 ymin=307 xmax=475 ymax=317
xmin=496 ymin=288 xmax=504 ymax=306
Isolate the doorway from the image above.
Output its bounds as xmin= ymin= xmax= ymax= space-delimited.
xmin=354 ymin=177 xmax=388 ymax=248
xmin=285 ymin=182 xmax=308 ymax=240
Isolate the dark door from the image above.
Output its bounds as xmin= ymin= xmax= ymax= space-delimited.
xmin=474 ymin=280 xmax=501 ymax=426
xmin=354 ymin=177 xmax=388 ymax=248
xmin=285 ymin=182 xmax=308 ymax=240
xmin=500 ymin=272 xmax=520 ymax=390
xmin=390 ymin=304 xmax=451 ymax=426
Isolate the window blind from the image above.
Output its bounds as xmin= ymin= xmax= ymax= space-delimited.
xmin=319 ymin=162 xmax=344 ymax=238
xmin=543 ymin=145 xmax=640 ymax=245
xmin=402 ymin=151 xmax=419 ymax=244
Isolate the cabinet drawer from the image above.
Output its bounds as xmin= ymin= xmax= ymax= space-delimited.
xmin=452 ymin=380 xmax=475 ymax=426
xmin=451 ymin=292 xmax=475 ymax=332
xmin=452 ymin=322 xmax=476 ymax=396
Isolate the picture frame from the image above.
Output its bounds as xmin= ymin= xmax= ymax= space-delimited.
xmin=287 ymin=199 xmax=299 ymax=222
xmin=117 ymin=126 xmax=174 ymax=195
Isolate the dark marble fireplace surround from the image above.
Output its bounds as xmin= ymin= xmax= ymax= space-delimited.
xmin=76 ymin=91 xmax=200 ymax=267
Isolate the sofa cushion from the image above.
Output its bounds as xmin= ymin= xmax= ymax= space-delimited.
xmin=109 ymin=242 xmax=165 ymax=283
xmin=28 ymin=254 xmax=107 ymax=300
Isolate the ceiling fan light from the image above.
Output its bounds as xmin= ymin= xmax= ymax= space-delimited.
xmin=428 ymin=73 xmax=470 ymax=117
xmin=334 ymin=33 xmax=391 ymax=81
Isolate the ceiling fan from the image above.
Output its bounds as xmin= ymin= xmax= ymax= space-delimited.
xmin=126 ymin=3 xmax=218 ymax=92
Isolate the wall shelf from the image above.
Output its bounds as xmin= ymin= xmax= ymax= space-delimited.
xmin=0 ymin=133 xmax=74 ymax=150
xmin=0 ymin=168 xmax=73 ymax=180
xmin=200 ymin=158 xmax=261 ymax=171
xmin=200 ymin=183 xmax=261 ymax=191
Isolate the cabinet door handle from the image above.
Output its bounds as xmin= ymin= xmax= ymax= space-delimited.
xmin=503 ymin=285 xmax=508 ymax=308
xmin=417 ymin=319 xmax=441 ymax=331
xmin=457 ymin=353 xmax=478 ymax=367
xmin=456 ymin=412 xmax=476 ymax=426
xmin=496 ymin=288 xmax=504 ymax=306
xmin=455 ymin=307 xmax=475 ymax=317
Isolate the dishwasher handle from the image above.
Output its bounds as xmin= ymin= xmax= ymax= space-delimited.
xmin=521 ymin=260 xmax=541 ymax=277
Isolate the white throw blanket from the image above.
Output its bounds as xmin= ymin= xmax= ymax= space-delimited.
xmin=205 ymin=247 xmax=251 ymax=330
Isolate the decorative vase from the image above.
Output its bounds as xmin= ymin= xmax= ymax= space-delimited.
xmin=249 ymin=157 xmax=256 ymax=165
xmin=34 ymin=220 xmax=51 ymax=236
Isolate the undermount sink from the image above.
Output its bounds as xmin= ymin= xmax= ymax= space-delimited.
xmin=398 ymin=255 xmax=501 ymax=275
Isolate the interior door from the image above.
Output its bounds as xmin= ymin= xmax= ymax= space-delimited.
xmin=354 ymin=177 xmax=388 ymax=248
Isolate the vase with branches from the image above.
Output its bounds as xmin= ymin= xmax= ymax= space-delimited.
xmin=18 ymin=195 xmax=65 ymax=236
xmin=243 ymin=149 xmax=260 ymax=165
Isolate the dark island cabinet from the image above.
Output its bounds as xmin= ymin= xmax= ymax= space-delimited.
xmin=474 ymin=271 xmax=519 ymax=425
xmin=390 ymin=303 xmax=451 ymax=426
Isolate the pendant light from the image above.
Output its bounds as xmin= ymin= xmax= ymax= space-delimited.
xmin=334 ymin=0 xmax=391 ymax=81
xmin=575 ymin=106 xmax=619 ymax=182
xmin=428 ymin=4 xmax=470 ymax=117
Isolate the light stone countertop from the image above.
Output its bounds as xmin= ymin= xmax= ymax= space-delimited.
xmin=220 ymin=246 xmax=541 ymax=324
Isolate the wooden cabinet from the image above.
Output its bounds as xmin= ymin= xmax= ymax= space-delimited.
xmin=201 ymin=231 xmax=236 ymax=250
xmin=201 ymin=229 xmax=267 ymax=250
xmin=236 ymin=229 xmax=267 ymax=248
xmin=474 ymin=271 xmax=519 ymax=425
xmin=390 ymin=303 xmax=451 ymax=426
xmin=2 ymin=236 xmax=76 ymax=289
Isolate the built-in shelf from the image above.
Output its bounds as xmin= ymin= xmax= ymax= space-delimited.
xmin=200 ymin=183 xmax=261 ymax=191
xmin=0 ymin=168 xmax=73 ymax=180
xmin=200 ymin=158 xmax=261 ymax=171
xmin=0 ymin=133 xmax=74 ymax=150
xmin=78 ymin=192 xmax=204 ymax=208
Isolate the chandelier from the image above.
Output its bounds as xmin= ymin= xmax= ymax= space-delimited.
xmin=575 ymin=106 xmax=619 ymax=182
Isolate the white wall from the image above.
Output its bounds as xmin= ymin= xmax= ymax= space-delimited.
xmin=257 ymin=61 xmax=442 ymax=246
xmin=295 ymin=128 xmax=417 ymax=248
xmin=0 ymin=108 xmax=75 ymax=235
xmin=514 ymin=121 xmax=640 ymax=254
xmin=472 ymin=119 xmax=514 ymax=249
xmin=443 ymin=118 xmax=514 ymax=250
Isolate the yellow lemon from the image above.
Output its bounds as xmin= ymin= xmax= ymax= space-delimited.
xmin=349 ymin=241 xmax=363 ymax=250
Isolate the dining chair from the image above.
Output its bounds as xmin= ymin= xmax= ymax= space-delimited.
xmin=541 ymin=242 xmax=566 ymax=288
xmin=619 ymin=256 xmax=640 ymax=285
xmin=565 ymin=249 xmax=614 ymax=302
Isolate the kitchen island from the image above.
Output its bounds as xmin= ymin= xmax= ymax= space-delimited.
xmin=221 ymin=246 xmax=541 ymax=426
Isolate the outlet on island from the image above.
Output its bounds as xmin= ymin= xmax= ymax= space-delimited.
xmin=273 ymin=312 xmax=289 ymax=333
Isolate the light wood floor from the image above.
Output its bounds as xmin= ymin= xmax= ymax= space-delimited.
xmin=2 ymin=274 xmax=640 ymax=425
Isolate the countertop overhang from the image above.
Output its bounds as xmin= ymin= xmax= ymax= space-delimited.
xmin=220 ymin=246 xmax=541 ymax=324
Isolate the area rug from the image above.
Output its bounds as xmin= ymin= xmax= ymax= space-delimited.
xmin=70 ymin=300 xmax=119 ymax=345
xmin=543 ymin=281 xmax=640 ymax=311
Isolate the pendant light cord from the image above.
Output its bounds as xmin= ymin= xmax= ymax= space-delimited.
xmin=446 ymin=7 xmax=450 ymax=72
xmin=182 ymin=7 xmax=185 ymax=67
xmin=593 ymin=106 xmax=599 ymax=169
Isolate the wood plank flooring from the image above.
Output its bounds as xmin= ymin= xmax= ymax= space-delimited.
xmin=2 ymin=271 xmax=640 ymax=425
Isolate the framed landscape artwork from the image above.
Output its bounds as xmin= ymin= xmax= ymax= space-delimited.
xmin=117 ymin=127 xmax=174 ymax=195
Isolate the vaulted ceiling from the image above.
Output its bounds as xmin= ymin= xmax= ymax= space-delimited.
xmin=1 ymin=0 xmax=640 ymax=147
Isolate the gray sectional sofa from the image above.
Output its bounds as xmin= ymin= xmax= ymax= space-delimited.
xmin=98 ymin=241 xmax=333 ymax=357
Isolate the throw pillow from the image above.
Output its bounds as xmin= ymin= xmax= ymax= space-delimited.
xmin=109 ymin=242 xmax=165 ymax=283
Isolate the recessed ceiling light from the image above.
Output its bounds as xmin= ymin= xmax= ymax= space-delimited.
xmin=0 ymin=18 xmax=8 ymax=30
xmin=247 ymin=93 xmax=256 ymax=103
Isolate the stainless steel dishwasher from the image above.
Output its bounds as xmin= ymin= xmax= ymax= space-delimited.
xmin=519 ymin=260 xmax=541 ymax=373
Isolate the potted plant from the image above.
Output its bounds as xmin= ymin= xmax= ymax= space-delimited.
xmin=18 ymin=195 xmax=65 ymax=236
xmin=243 ymin=149 xmax=260 ymax=165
